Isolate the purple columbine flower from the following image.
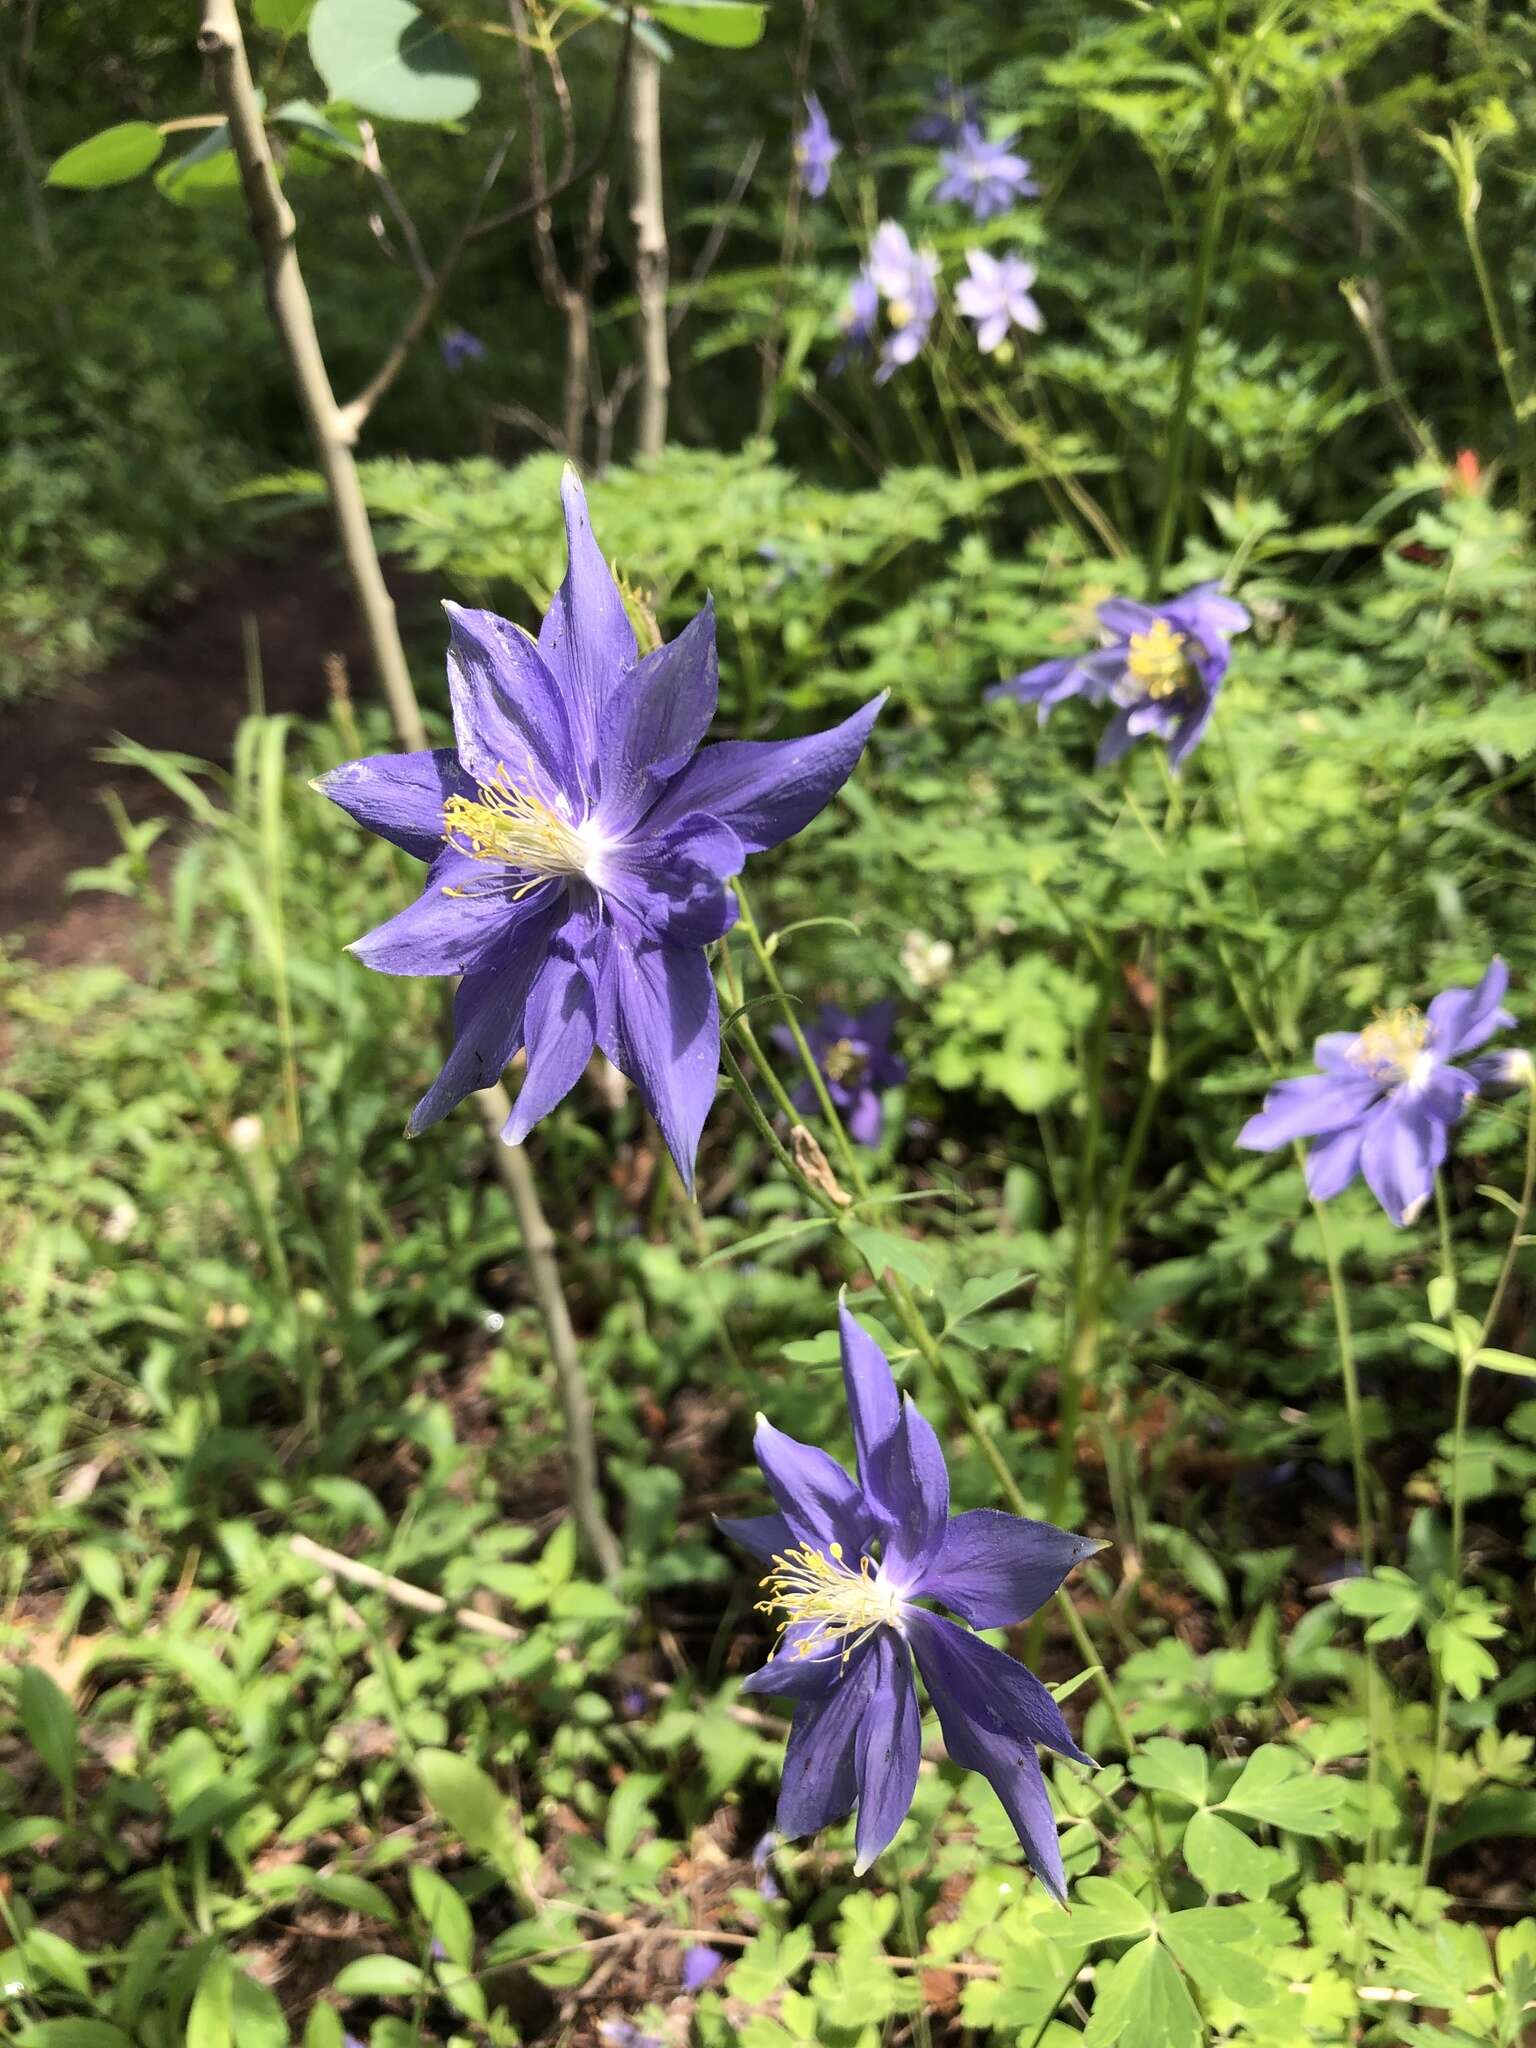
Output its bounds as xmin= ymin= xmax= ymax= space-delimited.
xmin=721 ymin=1302 xmax=1098 ymax=1896
xmin=774 ymin=999 xmax=906 ymax=1147
xmin=911 ymin=78 xmax=982 ymax=147
xmin=934 ymin=124 xmax=1038 ymax=222
xmin=794 ymin=92 xmax=840 ymax=198
xmin=955 ymin=249 xmax=1043 ymax=354
xmin=866 ymin=221 xmax=939 ymax=384
xmin=1237 ymin=961 xmax=1514 ymax=1226
xmin=987 ymin=583 xmax=1251 ymax=772
xmin=441 ymin=326 xmax=487 ymax=371
xmin=831 ymin=266 xmax=880 ymax=376
xmin=681 ymin=1946 xmax=724 ymax=1992
xmin=597 ymin=2025 xmax=661 ymax=2048
xmin=315 ymin=469 xmax=883 ymax=1193
xmin=750 ymin=1828 xmax=780 ymax=1898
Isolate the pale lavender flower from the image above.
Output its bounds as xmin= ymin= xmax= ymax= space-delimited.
xmin=934 ymin=124 xmax=1038 ymax=222
xmin=831 ymin=266 xmax=880 ymax=376
xmin=955 ymin=249 xmax=1043 ymax=353
xmin=1237 ymin=961 xmax=1514 ymax=1226
xmin=315 ymin=469 xmax=882 ymax=1191
xmin=866 ymin=221 xmax=939 ymax=384
xmin=795 ymin=92 xmax=840 ymax=198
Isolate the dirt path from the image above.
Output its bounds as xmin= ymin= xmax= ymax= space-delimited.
xmin=0 ymin=544 xmax=432 ymax=969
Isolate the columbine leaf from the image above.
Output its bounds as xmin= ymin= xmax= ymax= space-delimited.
xmin=1161 ymin=1908 xmax=1277 ymax=2009
xmin=1129 ymin=1736 xmax=1209 ymax=1809
xmin=1082 ymin=1936 xmax=1201 ymax=2048
xmin=1218 ymin=1746 xmax=1343 ymax=1836
xmin=1182 ymin=1809 xmax=1280 ymax=1900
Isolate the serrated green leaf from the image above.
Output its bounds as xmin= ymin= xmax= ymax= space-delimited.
xmin=1129 ymin=1737 xmax=1208 ymax=1809
xmin=1161 ymin=1908 xmax=1277 ymax=2008
xmin=1182 ymin=1809 xmax=1278 ymax=1899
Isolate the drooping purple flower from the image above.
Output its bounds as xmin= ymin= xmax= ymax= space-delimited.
xmin=721 ymin=1302 xmax=1098 ymax=1895
xmin=866 ymin=221 xmax=939 ymax=384
xmin=955 ymin=249 xmax=1043 ymax=354
xmin=988 ymin=583 xmax=1251 ymax=772
xmin=934 ymin=124 xmax=1038 ymax=222
xmin=681 ymin=1946 xmax=724 ymax=1992
xmin=441 ymin=326 xmax=487 ymax=371
xmin=1465 ymin=1045 xmax=1534 ymax=1098
xmin=794 ymin=92 xmax=840 ymax=199
xmin=315 ymin=470 xmax=883 ymax=1193
xmin=1236 ymin=960 xmax=1514 ymax=1226
xmin=751 ymin=1828 xmax=780 ymax=1898
xmin=831 ymin=266 xmax=880 ymax=376
xmin=774 ymin=999 xmax=906 ymax=1147
xmin=911 ymin=78 xmax=982 ymax=147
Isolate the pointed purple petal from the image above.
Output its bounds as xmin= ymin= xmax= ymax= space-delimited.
xmin=599 ymin=600 xmax=718 ymax=831
xmin=1304 ymin=1121 xmax=1366 ymax=1202
xmin=1236 ymin=1074 xmax=1381 ymax=1152
xmin=347 ymin=853 xmax=507 ymax=976
xmin=1426 ymin=958 xmax=1512 ymax=1057
xmin=838 ymin=1300 xmax=902 ymax=1501
xmin=1313 ymin=1031 xmax=1364 ymax=1075
xmin=853 ymin=1633 xmax=922 ymax=1873
xmin=846 ymin=1090 xmax=884 ymax=1147
xmin=406 ymin=894 xmax=565 ymax=1134
xmin=642 ymin=696 xmax=884 ymax=855
xmin=1360 ymin=1096 xmax=1446 ymax=1226
xmin=536 ymin=467 xmax=638 ymax=768
xmin=1095 ymin=707 xmax=1137 ymax=766
xmin=597 ymin=815 xmax=742 ymax=948
xmin=716 ymin=1512 xmax=793 ymax=1561
xmin=596 ymin=928 xmax=720 ymax=1193
xmin=1417 ymin=1064 xmax=1478 ymax=1123
xmin=1095 ymin=597 xmax=1157 ymax=640
xmin=314 ymin=749 xmax=470 ymax=861
xmin=503 ymin=907 xmax=599 ymax=1144
xmin=741 ymin=1619 xmax=846 ymax=1700
xmin=751 ymin=1416 xmax=871 ymax=1559
xmin=444 ymin=603 xmax=578 ymax=801
xmin=776 ymin=1645 xmax=879 ymax=1839
xmin=908 ymin=1611 xmax=1086 ymax=1900
xmin=917 ymin=1509 xmax=1100 ymax=1629
xmin=868 ymin=1397 xmax=950 ymax=1584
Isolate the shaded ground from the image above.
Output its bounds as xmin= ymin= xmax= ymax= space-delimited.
xmin=0 ymin=538 xmax=432 ymax=965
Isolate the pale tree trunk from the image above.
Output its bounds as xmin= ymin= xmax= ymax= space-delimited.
xmin=626 ymin=44 xmax=669 ymax=457
xmin=196 ymin=0 xmax=623 ymax=1582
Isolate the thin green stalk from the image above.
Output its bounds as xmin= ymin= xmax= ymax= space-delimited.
xmin=1147 ymin=118 xmax=1237 ymax=597
xmin=1419 ymin=1083 xmax=1536 ymax=1885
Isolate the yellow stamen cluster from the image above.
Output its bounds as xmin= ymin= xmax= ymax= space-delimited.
xmin=887 ymin=297 xmax=915 ymax=330
xmin=1125 ymin=618 xmax=1190 ymax=700
xmin=1351 ymin=1005 xmax=1430 ymax=1083
xmin=441 ymin=763 xmax=590 ymax=898
xmin=822 ymin=1037 xmax=868 ymax=1087
xmin=757 ymin=1541 xmax=903 ymax=1665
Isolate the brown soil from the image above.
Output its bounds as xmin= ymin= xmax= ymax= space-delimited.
xmin=0 ymin=539 xmax=432 ymax=967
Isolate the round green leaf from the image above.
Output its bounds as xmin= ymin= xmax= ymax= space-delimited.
xmin=308 ymin=0 xmax=480 ymax=124
xmin=651 ymin=0 xmax=765 ymax=45
xmin=332 ymin=1956 xmax=425 ymax=1997
xmin=48 ymin=123 xmax=164 ymax=190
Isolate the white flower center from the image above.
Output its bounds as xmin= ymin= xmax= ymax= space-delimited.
xmin=441 ymin=764 xmax=609 ymax=897
xmin=758 ymin=1541 xmax=907 ymax=1666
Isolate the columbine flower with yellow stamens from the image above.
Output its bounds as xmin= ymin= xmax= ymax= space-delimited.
xmin=1237 ymin=960 xmax=1515 ymax=1225
xmin=720 ymin=1300 xmax=1098 ymax=1891
xmin=314 ymin=469 xmax=882 ymax=1191
xmin=987 ymin=582 xmax=1250 ymax=772
xmin=773 ymin=998 xmax=906 ymax=1147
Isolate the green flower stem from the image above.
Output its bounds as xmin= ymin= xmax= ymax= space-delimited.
xmin=1419 ymin=1082 xmax=1536 ymax=1886
xmin=1147 ymin=115 xmax=1237 ymax=599
xmin=735 ymin=886 xmax=1171 ymax=1897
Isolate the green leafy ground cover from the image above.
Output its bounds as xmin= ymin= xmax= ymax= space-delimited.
xmin=5 ymin=2 xmax=1536 ymax=2045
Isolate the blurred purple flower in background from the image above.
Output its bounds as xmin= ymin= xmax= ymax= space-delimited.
xmin=1237 ymin=960 xmax=1514 ymax=1225
xmin=795 ymin=92 xmax=841 ymax=198
xmin=775 ymin=999 xmax=906 ymax=1146
xmin=440 ymin=326 xmax=486 ymax=371
xmin=681 ymin=1945 xmax=725 ymax=1992
xmin=831 ymin=266 xmax=880 ymax=376
xmin=722 ymin=1302 xmax=1098 ymax=1894
xmin=934 ymin=125 xmax=1038 ymax=221
xmin=955 ymin=250 xmax=1043 ymax=353
xmin=988 ymin=582 xmax=1250 ymax=772
xmin=911 ymin=77 xmax=982 ymax=146
xmin=866 ymin=221 xmax=939 ymax=383
xmin=316 ymin=470 xmax=882 ymax=1190
xmin=751 ymin=1828 xmax=781 ymax=1898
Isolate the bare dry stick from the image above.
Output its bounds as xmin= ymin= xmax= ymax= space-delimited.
xmin=290 ymin=1534 xmax=525 ymax=1642
xmin=198 ymin=0 xmax=623 ymax=1582
xmin=626 ymin=40 xmax=669 ymax=456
